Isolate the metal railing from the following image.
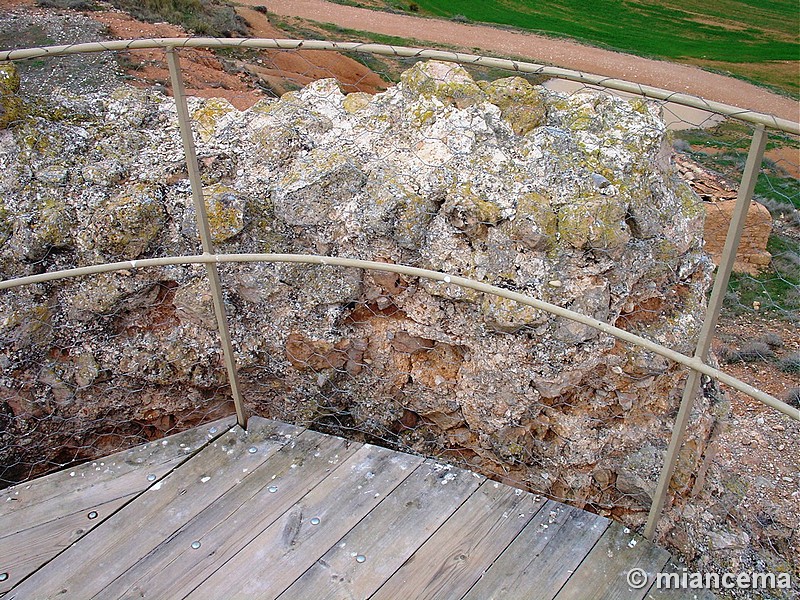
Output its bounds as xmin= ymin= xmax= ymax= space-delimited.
xmin=1 ymin=38 xmax=798 ymax=561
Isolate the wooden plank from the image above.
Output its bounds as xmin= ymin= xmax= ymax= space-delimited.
xmin=553 ymin=522 xmax=671 ymax=600
xmin=0 ymin=417 xmax=233 ymax=522
xmin=279 ymin=460 xmax=485 ymax=600
xmin=5 ymin=417 xmax=301 ymax=599
xmin=189 ymin=442 xmax=424 ymax=599
xmin=94 ymin=427 xmax=361 ymax=599
xmin=0 ymin=418 xmax=233 ymax=594
xmin=463 ymin=501 xmax=610 ymax=600
xmin=371 ymin=480 xmax=545 ymax=600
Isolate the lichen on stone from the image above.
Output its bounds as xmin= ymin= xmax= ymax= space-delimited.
xmin=399 ymin=60 xmax=487 ymax=108
xmin=0 ymin=62 xmax=25 ymax=129
xmin=557 ymin=193 xmax=631 ymax=251
xmin=201 ymin=183 xmax=247 ymax=244
xmin=343 ymin=92 xmax=371 ymax=114
xmin=501 ymin=191 xmax=557 ymax=251
xmin=192 ymin=97 xmax=236 ymax=143
xmin=32 ymin=194 xmax=76 ymax=250
xmin=480 ymin=76 xmax=547 ymax=135
xmin=91 ymin=183 xmax=165 ymax=259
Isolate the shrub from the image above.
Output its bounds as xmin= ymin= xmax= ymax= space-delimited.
xmin=777 ymin=352 xmax=800 ymax=374
xmin=450 ymin=14 xmax=471 ymax=23
xmin=108 ymin=0 xmax=249 ymax=38
xmin=785 ymin=388 xmax=800 ymax=408
xmin=408 ymin=2 xmax=419 ymax=11
xmin=724 ymin=341 xmax=774 ymax=363
xmin=760 ymin=332 xmax=784 ymax=348
xmin=36 ymin=0 xmax=100 ymax=9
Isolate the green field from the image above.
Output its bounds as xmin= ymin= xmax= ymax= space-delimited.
xmin=383 ymin=0 xmax=799 ymax=94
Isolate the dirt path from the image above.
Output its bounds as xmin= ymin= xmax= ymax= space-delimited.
xmin=251 ymin=0 xmax=799 ymax=123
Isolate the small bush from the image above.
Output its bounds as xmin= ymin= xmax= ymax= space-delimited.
xmin=724 ymin=341 xmax=774 ymax=363
xmin=254 ymin=5 xmax=268 ymax=14
xmin=108 ymin=0 xmax=249 ymax=38
xmin=408 ymin=2 xmax=419 ymax=11
xmin=450 ymin=14 xmax=471 ymax=23
xmin=777 ymin=352 xmax=800 ymax=374
xmin=36 ymin=0 xmax=100 ymax=9
xmin=760 ymin=332 xmax=784 ymax=348
xmin=785 ymin=388 xmax=800 ymax=408
xmin=672 ymin=139 xmax=691 ymax=153
xmin=715 ymin=345 xmax=735 ymax=363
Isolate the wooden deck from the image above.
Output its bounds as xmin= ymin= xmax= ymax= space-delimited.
xmin=0 ymin=416 xmax=713 ymax=600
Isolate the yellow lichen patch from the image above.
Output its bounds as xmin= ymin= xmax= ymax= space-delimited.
xmin=558 ymin=194 xmax=630 ymax=250
xmin=32 ymin=195 xmax=76 ymax=249
xmin=0 ymin=200 xmax=11 ymax=245
xmin=482 ymin=295 xmax=545 ymax=333
xmin=480 ymin=77 xmax=546 ymax=135
xmin=0 ymin=62 xmax=24 ymax=129
xmin=249 ymin=98 xmax=276 ymax=115
xmin=203 ymin=183 xmax=246 ymax=243
xmin=446 ymin=182 xmax=502 ymax=234
xmin=628 ymin=98 xmax=652 ymax=116
xmin=675 ymin=182 xmax=706 ymax=219
xmin=0 ymin=63 xmax=20 ymax=94
xmin=96 ymin=183 xmax=165 ymax=259
xmin=395 ymin=190 xmax=435 ymax=248
xmin=343 ymin=92 xmax=371 ymax=114
xmin=503 ymin=191 xmax=557 ymax=250
xmin=192 ymin=98 xmax=236 ymax=143
xmin=400 ymin=60 xmax=486 ymax=108
xmin=564 ymin=104 xmax=595 ymax=132
xmin=409 ymin=102 xmax=436 ymax=127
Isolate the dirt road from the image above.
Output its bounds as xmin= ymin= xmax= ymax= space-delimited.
xmin=251 ymin=0 xmax=799 ymax=123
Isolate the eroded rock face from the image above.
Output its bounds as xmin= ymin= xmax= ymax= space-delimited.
xmin=1 ymin=62 xmax=719 ymax=526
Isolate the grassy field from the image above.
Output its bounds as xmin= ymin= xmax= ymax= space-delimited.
xmin=373 ymin=0 xmax=799 ymax=95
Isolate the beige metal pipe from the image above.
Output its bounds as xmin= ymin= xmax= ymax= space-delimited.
xmin=2 ymin=253 xmax=797 ymax=421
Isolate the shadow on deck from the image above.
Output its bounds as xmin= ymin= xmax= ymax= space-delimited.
xmin=0 ymin=417 xmax=713 ymax=599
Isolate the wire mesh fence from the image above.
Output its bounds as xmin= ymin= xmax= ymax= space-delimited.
xmin=0 ymin=32 xmax=798 ymax=599
xmin=0 ymin=265 xmax=236 ymax=487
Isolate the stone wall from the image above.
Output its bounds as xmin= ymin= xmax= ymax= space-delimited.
xmin=1 ymin=60 xmax=720 ymax=540
xmin=703 ymin=200 xmax=773 ymax=276
xmin=675 ymin=152 xmax=774 ymax=276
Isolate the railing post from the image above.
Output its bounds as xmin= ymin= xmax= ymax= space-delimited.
xmin=165 ymin=47 xmax=248 ymax=429
xmin=644 ymin=124 xmax=768 ymax=540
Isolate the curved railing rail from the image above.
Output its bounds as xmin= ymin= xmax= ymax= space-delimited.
xmin=1 ymin=38 xmax=798 ymax=548
xmin=1 ymin=253 xmax=796 ymax=420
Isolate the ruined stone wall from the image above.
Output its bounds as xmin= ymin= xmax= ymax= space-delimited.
xmin=1 ymin=61 xmax=721 ymax=529
xmin=675 ymin=152 xmax=774 ymax=276
xmin=703 ymin=200 xmax=773 ymax=276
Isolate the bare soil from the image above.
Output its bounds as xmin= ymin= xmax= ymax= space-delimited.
xmin=237 ymin=7 xmax=387 ymax=95
xmin=710 ymin=316 xmax=800 ymax=568
xmin=89 ymin=9 xmax=384 ymax=108
xmin=92 ymin=11 xmax=263 ymax=109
